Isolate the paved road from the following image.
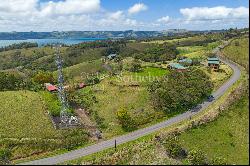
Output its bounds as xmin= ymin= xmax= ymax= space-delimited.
xmin=21 ymin=48 xmax=241 ymax=165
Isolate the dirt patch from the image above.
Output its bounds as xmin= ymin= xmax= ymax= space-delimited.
xmin=75 ymin=108 xmax=102 ymax=140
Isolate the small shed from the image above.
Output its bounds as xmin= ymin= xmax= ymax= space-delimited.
xmin=107 ymin=54 xmax=117 ymax=60
xmin=168 ymin=63 xmax=187 ymax=72
xmin=207 ymin=57 xmax=220 ymax=71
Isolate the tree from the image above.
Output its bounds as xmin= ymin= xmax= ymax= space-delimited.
xmin=130 ymin=59 xmax=142 ymax=72
xmin=187 ymin=149 xmax=207 ymax=165
xmin=148 ymin=69 xmax=213 ymax=114
xmin=116 ymin=108 xmax=136 ymax=131
xmin=32 ymin=71 xmax=55 ymax=85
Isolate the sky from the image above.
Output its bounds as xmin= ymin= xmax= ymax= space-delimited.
xmin=0 ymin=0 xmax=249 ymax=32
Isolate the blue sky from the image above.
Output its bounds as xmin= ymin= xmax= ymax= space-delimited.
xmin=0 ymin=0 xmax=249 ymax=31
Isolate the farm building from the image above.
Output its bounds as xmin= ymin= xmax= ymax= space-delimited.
xmin=45 ymin=83 xmax=57 ymax=92
xmin=179 ymin=58 xmax=193 ymax=66
xmin=168 ymin=63 xmax=188 ymax=72
xmin=207 ymin=57 xmax=220 ymax=71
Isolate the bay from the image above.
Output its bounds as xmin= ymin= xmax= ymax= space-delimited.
xmin=0 ymin=38 xmax=106 ymax=47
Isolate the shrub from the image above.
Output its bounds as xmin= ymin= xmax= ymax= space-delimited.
xmin=162 ymin=135 xmax=187 ymax=159
xmin=187 ymin=149 xmax=207 ymax=165
xmin=0 ymin=149 xmax=12 ymax=165
xmin=129 ymin=59 xmax=142 ymax=72
xmin=116 ymin=108 xmax=136 ymax=131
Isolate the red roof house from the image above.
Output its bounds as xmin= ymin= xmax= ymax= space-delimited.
xmin=45 ymin=83 xmax=58 ymax=92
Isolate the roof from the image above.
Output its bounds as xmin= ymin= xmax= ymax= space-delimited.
xmin=169 ymin=63 xmax=187 ymax=70
xmin=179 ymin=58 xmax=192 ymax=63
xmin=47 ymin=85 xmax=57 ymax=91
xmin=108 ymin=54 xmax=117 ymax=59
xmin=79 ymin=83 xmax=86 ymax=88
xmin=207 ymin=57 xmax=219 ymax=61
xmin=208 ymin=61 xmax=220 ymax=65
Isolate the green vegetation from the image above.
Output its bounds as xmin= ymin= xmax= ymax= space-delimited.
xmin=0 ymin=91 xmax=89 ymax=161
xmin=179 ymin=94 xmax=249 ymax=164
xmin=148 ymin=69 xmax=213 ymax=115
xmin=1 ymin=29 xmax=248 ymax=163
xmin=223 ymin=37 xmax=249 ymax=71
xmin=0 ymin=42 xmax=38 ymax=52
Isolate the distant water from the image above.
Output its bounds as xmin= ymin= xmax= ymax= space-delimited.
xmin=0 ymin=38 xmax=106 ymax=47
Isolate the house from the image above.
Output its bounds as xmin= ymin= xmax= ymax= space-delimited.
xmin=179 ymin=58 xmax=193 ymax=66
xmin=107 ymin=54 xmax=117 ymax=60
xmin=207 ymin=57 xmax=220 ymax=71
xmin=168 ymin=63 xmax=187 ymax=72
xmin=45 ymin=83 xmax=57 ymax=92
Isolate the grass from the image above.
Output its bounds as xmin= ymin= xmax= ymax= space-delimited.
xmin=179 ymin=94 xmax=249 ymax=164
xmin=0 ymin=91 xmax=60 ymax=139
xmin=54 ymin=59 xmax=105 ymax=81
xmin=200 ymin=64 xmax=233 ymax=91
xmin=81 ymin=67 xmax=168 ymax=138
xmin=222 ymin=37 xmax=249 ymax=71
xmin=0 ymin=91 xmax=90 ymax=162
xmin=63 ymin=136 xmax=179 ymax=165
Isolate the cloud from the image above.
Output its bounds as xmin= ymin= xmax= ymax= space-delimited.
xmin=128 ymin=3 xmax=148 ymax=15
xmin=157 ymin=16 xmax=171 ymax=23
xmin=40 ymin=0 xmax=101 ymax=16
xmin=180 ymin=6 xmax=249 ymax=21
xmin=0 ymin=0 xmax=38 ymax=12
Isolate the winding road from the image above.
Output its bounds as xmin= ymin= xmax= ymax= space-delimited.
xmin=21 ymin=46 xmax=241 ymax=165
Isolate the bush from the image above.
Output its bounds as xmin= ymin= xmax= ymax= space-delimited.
xmin=67 ymin=88 xmax=97 ymax=109
xmin=0 ymin=149 xmax=11 ymax=165
xmin=32 ymin=71 xmax=55 ymax=85
xmin=129 ymin=59 xmax=142 ymax=72
xmin=187 ymin=149 xmax=207 ymax=165
xmin=162 ymin=134 xmax=187 ymax=159
xmin=116 ymin=108 xmax=136 ymax=131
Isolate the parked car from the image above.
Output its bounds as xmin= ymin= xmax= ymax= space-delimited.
xmin=191 ymin=105 xmax=202 ymax=112
xmin=207 ymin=95 xmax=215 ymax=102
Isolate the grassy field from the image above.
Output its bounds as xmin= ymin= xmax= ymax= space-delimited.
xmin=54 ymin=59 xmax=105 ymax=81
xmin=179 ymin=94 xmax=249 ymax=164
xmin=0 ymin=91 xmax=90 ymax=162
xmin=0 ymin=91 xmax=60 ymax=139
xmin=81 ymin=67 xmax=168 ymax=138
xmin=222 ymin=37 xmax=249 ymax=71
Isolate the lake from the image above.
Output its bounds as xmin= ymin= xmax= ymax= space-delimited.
xmin=0 ymin=38 xmax=106 ymax=47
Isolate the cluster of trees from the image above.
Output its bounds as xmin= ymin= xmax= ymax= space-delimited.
xmin=133 ymin=43 xmax=178 ymax=62
xmin=148 ymin=69 xmax=213 ymax=115
xmin=0 ymin=71 xmax=56 ymax=92
xmin=0 ymin=42 xmax=38 ymax=52
xmin=0 ymin=72 xmax=24 ymax=91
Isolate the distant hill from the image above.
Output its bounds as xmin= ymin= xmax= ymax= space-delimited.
xmin=0 ymin=30 xmax=194 ymax=40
